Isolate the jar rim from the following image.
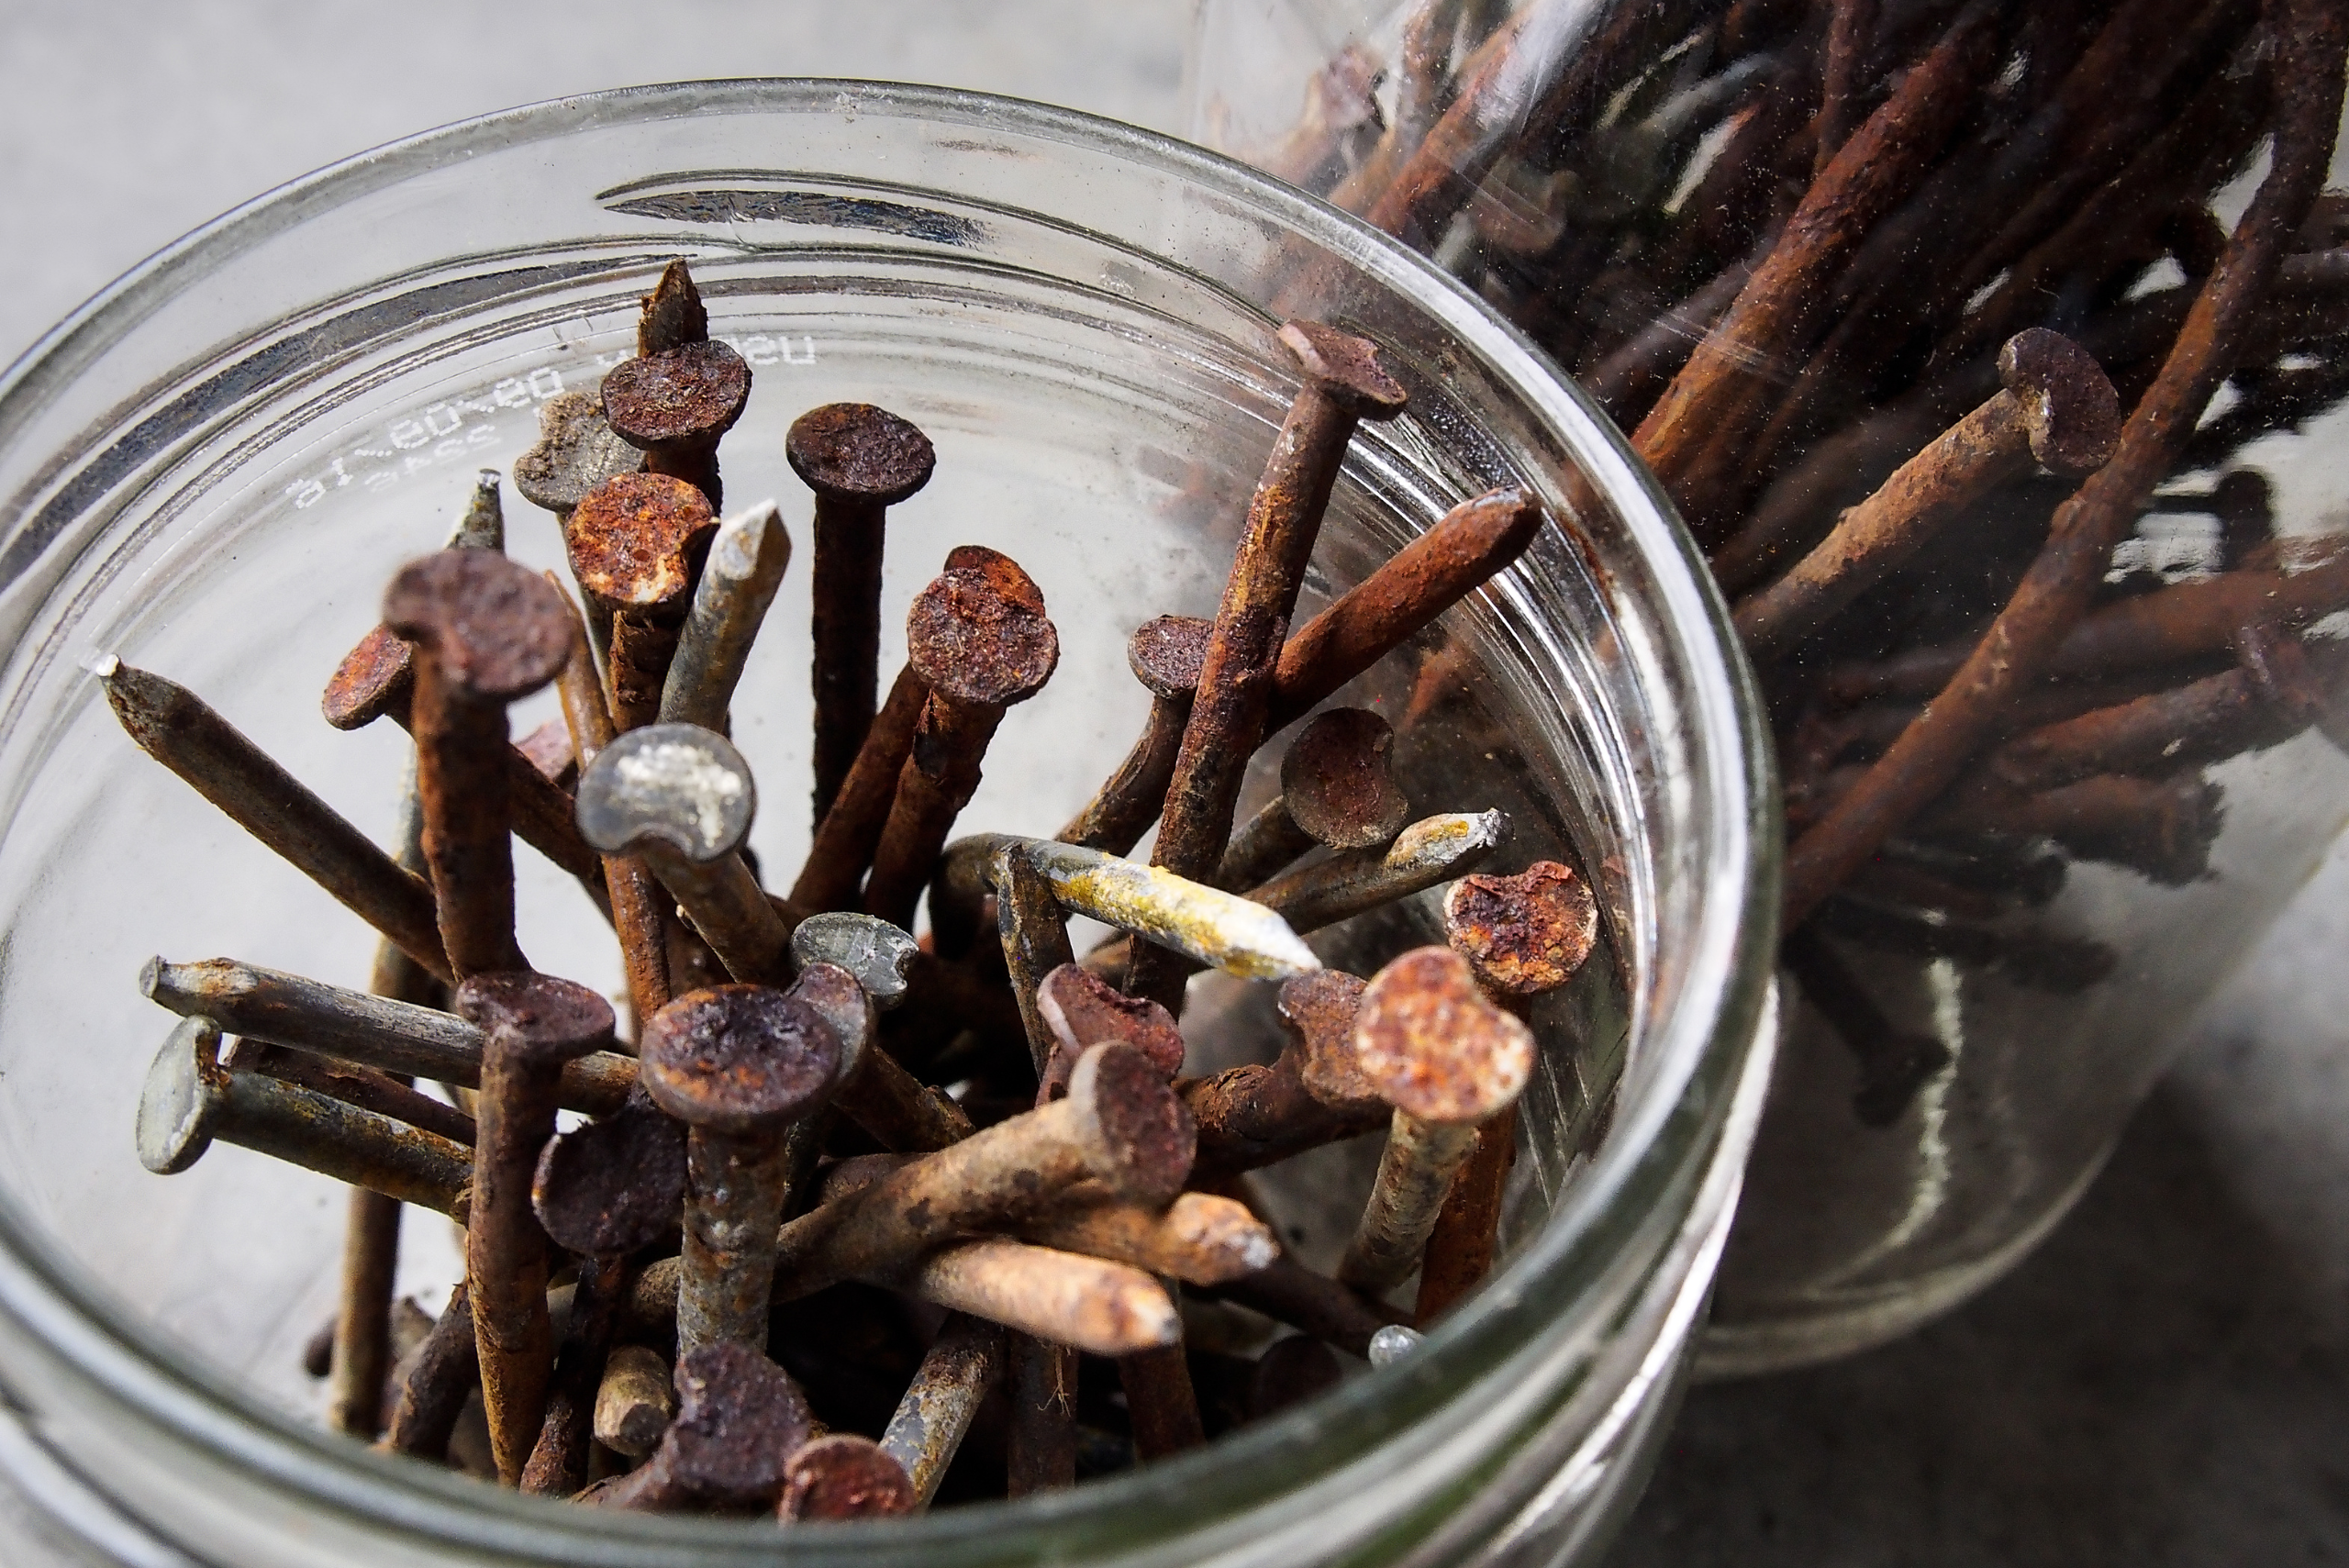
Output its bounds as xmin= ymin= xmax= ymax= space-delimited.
xmin=0 ymin=77 xmax=1781 ymax=1561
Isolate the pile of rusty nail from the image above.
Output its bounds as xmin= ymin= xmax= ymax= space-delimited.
xmin=1241 ymin=0 xmax=2349 ymax=1125
xmin=116 ymin=259 xmax=1599 ymax=1518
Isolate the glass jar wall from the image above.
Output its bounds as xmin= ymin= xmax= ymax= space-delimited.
xmin=1190 ymin=0 xmax=2349 ymax=1370
xmin=0 ymin=83 xmax=1776 ymax=1562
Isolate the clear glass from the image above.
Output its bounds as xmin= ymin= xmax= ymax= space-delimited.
xmin=1189 ymin=0 xmax=2349 ymax=1371
xmin=0 ymin=82 xmax=1776 ymax=1563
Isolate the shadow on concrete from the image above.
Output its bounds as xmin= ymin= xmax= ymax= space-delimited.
xmin=1608 ymin=1082 xmax=2349 ymax=1566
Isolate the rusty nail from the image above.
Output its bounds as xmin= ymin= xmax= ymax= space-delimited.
xmin=574 ymin=724 xmax=796 ymax=985
xmin=790 ymin=910 xmax=919 ymax=1012
xmin=780 ymin=1433 xmax=917 ymax=1521
xmin=383 ymin=1284 xmax=480 ymax=1462
xmin=138 ymin=1017 xmax=473 ymax=1211
xmin=603 ymin=334 xmax=750 ymax=511
xmin=788 ymin=403 xmax=938 ymax=826
xmin=878 ymin=1315 xmax=1004 ymax=1510
xmin=790 ymin=955 xmax=973 ymax=1153
xmin=640 ymin=985 xmax=841 ymax=1356
xmin=515 ymin=392 xmax=642 ymax=522
xmin=455 ymin=972 xmax=616 ymax=1484
xmin=1056 ymin=614 xmax=1215 ymax=854
xmin=1337 ymin=947 xmax=1534 ymax=1295
xmin=531 ymin=1100 xmax=689 ymax=1263
xmin=1269 ymin=486 xmax=1544 ymax=730
xmin=1186 ymin=969 xmax=1389 ymax=1182
xmin=102 ymin=660 xmax=451 ymax=984
xmin=1214 ymin=707 xmax=1411 ymax=891
xmin=1119 ymin=1341 xmax=1207 ymax=1461
xmin=861 ymin=547 xmax=1059 ymax=928
xmin=142 ymin=955 xmax=636 ymax=1116
xmin=1784 ymin=923 xmax=1954 ymax=1127
xmin=788 ymin=663 xmax=931 ymax=913
xmin=767 ymin=1040 xmax=1194 ymax=1302
xmin=996 ymin=840 xmax=1078 ymax=1076
xmin=1201 ymin=1252 xmax=1406 ymax=1360
xmin=657 ymin=499 xmax=792 ymax=730
xmin=1033 ymin=962 xmax=1186 ymax=1102
xmin=383 ymin=552 xmax=575 ymax=978
xmin=1132 ymin=320 xmax=1407 ymax=1013
xmin=564 ymin=472 xmax=720 ymax=733
xmin=1019 ymin=1192 xmax=1277 ymax=1285
xmin=1015 ymin=837 xmax=1321 ymax=981
xmin=591 ymin=1341 xmax=814 ymax=1513
xmin=330 ymin=1184 xmax=402 ymax=1438
xmin=1249 ymin=808 xmax=1512 ymax=934
xmin=592 ymin=1343 xmax=677 ymax=1460
xmin=227 ymin=1037 xmax=478 ymax=1148
xmin=637 ymin=259 xmax=709 ymax=355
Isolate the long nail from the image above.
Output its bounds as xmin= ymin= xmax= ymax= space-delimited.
xmin=1416 ymin=862 xmax=1598 ymax=1325
xmin=1249 ymin=808 xmax=1511 ymax=934
xmin=1005 ymin=1334 xmax=1078 ymax=1497
xmin=330 ymin=1184 xmax=402 ymax=1438
xmin=102 ymin=661 xmax=451 ymax=984
xmin=1733 ymin=329 xmax=2121 ymax=661
xmin=1018 ymin=838 xmax=1321 ymax=980
xmin=321 ymin=624 xmax=612 ymax=915
xmin=1201 ymin=1253 xmax=1406 ymax=1359
xmin=603 ymin=337 xmax=750 ymax=511
xmin=658 ymin=500 xmax=791 ymax=729
xmin=789 ymin=663 xmax=931 ymax=912
xmin=592 ymin=1343 xmax=676 ymax=1460
xmin=1337 ymin=948 xmax=1533 ymax=1295
xmin=1134 ymin=321 xmax=1408 ymax=1010
xmin=1033 ymin=962 xmax=1186 ymax=1100
xmin=455 ymin=973 xmax=616 ymax=1484
xmin=591 ymin=1341 xmax=814 ymax=1512
xmin=520 ymin=1253 xmax=625 ymax=1497
xmin=1119 ymin=1341 xmax=1206 ymax=1461
xmin=1270 ymin=486 xmax=1543 ymax=729
xmin=1213 ymin=707 xmax=1410 ymax=890
xmin=997 ymin=841 xmax=1078 ymax=1075
xmin=544 ymin=573 xmax=672 ymax=1021
xmin=1186 ymin=969 xmax=1388 ymax=1181
xmin=861 ymin=548 xmax=1059 ymax=928
xmin=790 ymin=956 xmax=973 ymax=1153
xmin=1021 ymin=1193 xmax=1276 ymax=1285
xmin=514 ymin=393 xmax=641 ymax=677
xmin=384 ymin=553 xmax=574 ymax=977
xmin=1933 ymin=770 xmax=2225 ymax=885
xmin=1056 ymin=615 xmax=1213 ymax=854
xmin=143 ymin=956 xmax=637 ymax=1115
xmin=138 ymin=1017 xmax=472 ymax=1212
xmin=228 ymin=1037 xmax=477 ymax=1147
xmin=769 ymin=1041 xmax=1193 ymax=1301
xmin=640 ymin=985 xmax=841 ymax=1356
xmin=780 ymin=1433 xmax=917 ymax=1520
xmin=384 ymin=1284 xmax=479 ymax=1462
xmin=879 ymin=1314 xmax=1004 ymax=1510
xmin=575 ymin=724 xmax=797 ymax=985
xmin=565 ymin=473 xmax=720 ymax=732
xmin=789 ymin=911 xmax=918 ymax=1011
xmin=789 ymin=403 xmax=938 ymax=825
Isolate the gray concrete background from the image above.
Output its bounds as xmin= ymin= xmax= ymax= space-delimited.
xmin=2 ymin=3 xmax=2343 ymax=1559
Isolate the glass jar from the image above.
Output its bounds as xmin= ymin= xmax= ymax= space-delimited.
xmin=0 ymin=82 xmax=1776 ymax=1563
xmin=1192 ymin=0 xmax=2349 ymax=1372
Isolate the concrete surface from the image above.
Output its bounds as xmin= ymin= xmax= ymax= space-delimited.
xmin=3 ymin=4 xmax=2344 ymax=1562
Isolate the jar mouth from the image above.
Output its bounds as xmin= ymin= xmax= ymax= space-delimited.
xmin=0 ymin=78 xmax=1779 ymax=1560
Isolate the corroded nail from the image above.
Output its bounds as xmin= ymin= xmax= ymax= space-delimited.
xmin=768 ymin=1041 xmax=1194 ymax=1302
xmin=103 ymin=660 xmax=451 ymax=984
xmin=532 ymin=1101 xmax=690 ymax=1263
xmin=879 ymin=1315 xmax=1004 ymax=1510
xmin=1020 ymin=1193 xmax=1277 ymax=1286
xmin=515 ymin=392 xmax=642 ymax=522
xmin=142 ymin=956 xmax=636 ymax=1116
xmin=565 ymin=473 xmax=720 ymax=732
xmin=320 ymin=622 xmax=612 ymax=915
xmin=1337 ymin=948 xmax=1533 ymax=1295
xmin=1186 ymin=969 xmax=1388 ymax=1181
xmin=1018 ymin=837 xmax=1321 ymax=980
xmin=1133 ymin=320 xmax=1408 ymax=1009
xmin=455 ymin=972 xmax=616 ymax=1484
xmin=1733 ymin=329 xmax=2121 ymax=661
xmin=780 ymin=1433 xmax=917 ymax=1521
xmin=1033 ymin=962 xmax=1186 ymax=1102
xmin=1213 ymin=707 xmax=1410 ymax=891
xmin=788 ymin=663 xmax=931 ymax=912
xmin=225 ymin=1037 xmax=477 ymax=1148
xmin=384 ymin=1284 xmax=480 ymax=1462
xmin=1249 ymin=808 xmax=1511 ymax=934
xmin=591 ymin=1341 xmax=814 ymax=1513
xmin=1119 ymin=1341 xmax=1207 ymax=1461
xmin=1203 ymin=1253 xmax=1407 ymax=1360
xmin=789 ymin=403 xmax=938 ymax=825
xmin=384 ymin=552 xmax=575 ymax=978
xmin=575 ymin=724 xmax=796 ymax=985
xmin=545 ymin=573 xmax=672 ymax=1020
xmin=521 ymin=1252 xmax=626 ymax=1497
xmin=1417 ymin=861 xmax=1597 ymax=1325
xmin=1057 ymin=614 xmax=1215 ymax=854
xmin=637 ymin=259 xmax=709 ymax=354
xmin=593 ymin=1343 xmax=677 ymax=1460
xmin=603 ymin=334 xmax=750 ymax=510
xmin=1269 ymin=486 xmax=1544 ymax=729
xmin=640 ymin=985 xmax=841 ymax=1355
xmin=138 ymin=1017 xmax=473 ymax=1212
xmin=790 ymin=956 xmax=973 ymax=1153
xmin=997 ymin=842 xmax=1078 ymax=1076
xmin=657 ymin=499 xmax=792 ymax=730
xmin=861 ymin=548 xmax=1059 ymax=928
